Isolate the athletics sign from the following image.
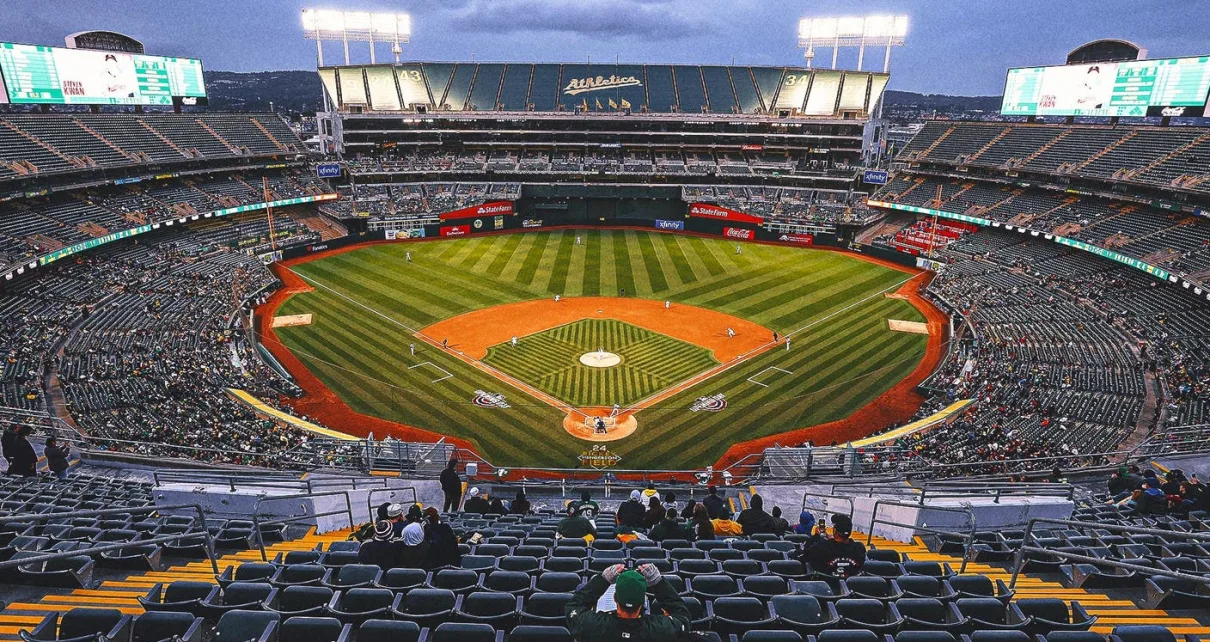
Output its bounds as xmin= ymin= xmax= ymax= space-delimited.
xmin=688 ymin=202 xmax=764 ymax=225
xmin=563 ymin=74 xmax=642 ymax=96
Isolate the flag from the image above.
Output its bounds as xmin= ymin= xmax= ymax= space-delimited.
xmin=620 ymin=98 xmax=631 ymax=109
xmin=581 ymin=98 xmax=589 ymax=111
xmin=608 ymin=98 xmax=618 ymax=109
xmin=595 ymin=98 xmax=603 ymax=110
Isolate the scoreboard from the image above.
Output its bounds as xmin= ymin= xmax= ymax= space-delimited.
xmin=1001 ymin=56 xmax=1210 ymax=118
xmin=0 ymin=42 xmax=206 ymax=106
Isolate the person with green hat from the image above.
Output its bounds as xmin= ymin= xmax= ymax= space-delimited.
xmin=566 ymin=562 xmax=691 ymax=641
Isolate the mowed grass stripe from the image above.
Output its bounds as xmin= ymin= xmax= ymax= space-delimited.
xmin=276 ymin=230 xmax=931 ymax=468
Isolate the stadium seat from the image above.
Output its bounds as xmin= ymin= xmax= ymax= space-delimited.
xmin=138 ymin=581 xmax=218 ymax=616
xmin=790 ymin=579 xmax=851 ymax=603
xmin=429 ymin=569 xmax=482 ymax=594
xmin=947 ymin=576 xmax=1013 ymax=605
xmin=845 ymin=576 xmax=904 ymax=601
xmin=708 ymin=596 xmax=776 ymax=636
xmin=520 ymin=593 xmax=573 ymax=625
xmin=324 ymin=587 xmax=399 ymax=625
xmin=211 ymin=610 xmax=279 ymax=642
xmin=482 ymin=569 xmax=533 ymax=595
xmin=767 ymin=594 xmax=841 ymax=636
xmin=893 ymin=633 xmax=957 ymax=642
xmin=395 ymin=588 xmax=458 ymax=628
xmin=1014 ymin=599 xmax=1095 ymax=635
xmin=218 ymin=563 xmax=278 ymax=588
xmin=430 ymin=622 xmax=503 ymax=642
xmin=321 ymin=564 xmax=381 ymax=590
xmin=953 ymin=598 xmax=1030 ymax=633
xmin=375 ymin=567 xmax=428 ymax=592
xmin=894 ymin=598 xmax=967 ymax=634
xmin=455 ymin=591 xmax=522 ymax=629
xmin=271 ymin=564 xmax=330 ymax=588
xmin=534 ymin=572 xmax=583 ymax=593
xmin=357 ymin=620 xmax=423 ymax=642
xmin=278 ymin=617 xmax=350 ymax=642
xmin=507 ymin=625 xmax=572 ymax=642
xmin=690 ymin=575 xmax=744 ymax=600
xmin=733 ymin=632 xmax=803 ymax=641
xmin=130 ymin=612 xmax=202 ymax=642
xmin=835 ymin=598 xmax=904 ymax=635
xmin=20 ymin=609 xmax=132 ymax=642
xmin=896 ymin=576 xmax=958 ymax=602
xmin=1108 ymin=625 xmax=1180 ymax=642
xmin=740 ymin=575 xmax=788 ymax=599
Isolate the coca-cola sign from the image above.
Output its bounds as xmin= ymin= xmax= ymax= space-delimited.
xmin=723 ymin=227 xmax=754 ymax=240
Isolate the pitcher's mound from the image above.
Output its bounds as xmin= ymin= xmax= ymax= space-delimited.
xmin=579 ymin=351 xmax=622 ymax=368
xmin=564 ymin=409 xmax=638 ymax=442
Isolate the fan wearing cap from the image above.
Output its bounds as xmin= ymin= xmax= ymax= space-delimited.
xmin=796 ymin=514 xmax=866 ymax=579
xmin=357 ymin=521 xmax=401 ymax=570
xmin=615 ymin=490 xmax=646 ymax=529
xmin=463 ymin=487 xmax=490 ymax=514
xmin=566 ymin=562 xmax=690 ymax=641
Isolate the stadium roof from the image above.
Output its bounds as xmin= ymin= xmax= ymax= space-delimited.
xmin=319 ymin=62 xmax=888 ymax=118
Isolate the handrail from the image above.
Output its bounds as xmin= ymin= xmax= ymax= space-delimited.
xmin=0 ymin=503 xmax=219 ymax=573
xmin=365 ymin=486 xmax=419 ymax=521
xmin=866 ymin=499 xmax=975 ymax=573
xmin=1009 ymin=517 xmax=1210 ymax=589
xmin=251 ymin=491 xmax=356 ymax=561
xmin=919 ymin=482 xmax=1075 ymax=503
xmin=799 ymin=491 xmax=854 ymax=522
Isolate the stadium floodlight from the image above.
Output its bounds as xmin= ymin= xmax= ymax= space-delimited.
xmin=302 ymin=8 xmax=411 ymax=65
xmin=798 ymin=15 xmax=908 ymax=71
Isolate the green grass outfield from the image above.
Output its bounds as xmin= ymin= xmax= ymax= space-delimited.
xmin=482 ymin=318 xmax=718 ymax=408
xmin=273 ymin=229 xmax=928 ymax=469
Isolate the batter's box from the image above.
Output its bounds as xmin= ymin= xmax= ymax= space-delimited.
xmin=409 ymin=361 xmax=454 ymax=384
xmin=747 ymin=366 xmax=793 ymax=388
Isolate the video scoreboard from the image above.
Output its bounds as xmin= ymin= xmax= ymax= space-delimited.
xmin=0 ymin=42 xmax=206 ymax=106
xmin=1001 ymin=56 xmax=1210 ymax=118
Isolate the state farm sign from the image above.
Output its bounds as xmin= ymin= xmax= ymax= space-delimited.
xmin=439 ymin=201 xmax=515 ymax=221
xmin=688 ymin=202 xmax=764 ymax=225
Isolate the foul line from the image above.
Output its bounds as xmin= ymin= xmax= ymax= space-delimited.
xmin=409 ymin=361 xmax=453 ymax=383
xmin=748 ymin=366 xmax=793 ymax=388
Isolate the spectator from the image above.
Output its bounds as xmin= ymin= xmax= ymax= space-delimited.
xmin=9 ymin=428 xmax=36 ymax=477
xmin=440 ymin=459 xmax=463 ymax=512
xmin=510 ymin=490 xmax=531 ymax=515
xmin=44 ymin=437 xmax=71 ymax=480
xmin=557 ymin=505 xmax=596 ymax=542
xmin=770 ymin=506 xmax=790 ymax=536
xmin=702 ymin=485 xmax=729 ymax=519
xmin=406 ymin=504 xmax=424 ymax=524
xmin=487 ymin=497 xmax=507 ymax=515
xmin=421 ymin=507 xmax=461 ymax=569
xmin=570 ymin=490 xmax=601 ymax=522
xmin=357 ymin=521 xmax=400 ymax=569
xmin=565 ymin=563 xmax=689 ymax=641
xmin=1 ymin=424 xmax=17 ymax=470
xmin=397 ymin=522 xmax=429 ymax=568
xmin=1107 ymin=467 xmax=1132 ymax=498
xmin=386 ymin=503 xmax=406 ymax=537
xmin=711 ymin=514 xmax=744 ymax=538
xmin=643 ymin=496 xmax=666 ymax=529
xmin=797 ymin=514 xmax=866 ymax=578
xmin=680 ymin=498 xmax=697 ymax=521
xmin=463 ymin=487 xmax=490 ymax=514
xmin=375 ymin=502 xmax=392 ymax=522
xmin=641 ymin=482 xmax=660 ymax=502
xmin=692 ymin=504 xmax=714 ymax=541
xmin=616 ymin=490 xmax=645 ymax=528
xmin=648 ymin=512 xmax=689 ymax=543
xmin=794 ymin=511 xmax=817 ymax=535
xmin=737 ymin=494 xmax=777 ymax=535
xmin=662 ymin=491 xmax=678 ymax=515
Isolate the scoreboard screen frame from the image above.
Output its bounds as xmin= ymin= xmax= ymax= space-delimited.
xmin=0 ymin=41 xmax=208 ymax=106
xmin=1000 ymin=55 xmax=1210 ymax=118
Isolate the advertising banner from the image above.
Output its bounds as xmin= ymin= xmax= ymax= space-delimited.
xmin=384 ymin=229 xmax=424 ymax=240
xmin=777 ymin=233 xmax=815 ymax=245
xmin=654 ymin=219 xmax=685 ymax=231
xmin=438 ymin=200 xmax=514 ymax=221
xmin=440 ymin=224 xmax=470 ymax=237
xmin=688 ymin=202 xmax=764 ymax=225
xmin=1195 ymin=207 xmax=1209 ymax=220
xmin=315 ymin=163 xmax=341 ymax=179
xmin=863 ymin=169 xmax=889 ymax=185
xmin=722 ymin=226 xmax=755 ymax=241
xmin=522 ymin=219 xmax=544 ymax=228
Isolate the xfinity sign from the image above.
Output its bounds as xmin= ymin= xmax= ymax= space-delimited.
xmin=316 ymin=163 xmax=342 ymax=179
xmin=863 ymin=169 xmax=889 ymax=185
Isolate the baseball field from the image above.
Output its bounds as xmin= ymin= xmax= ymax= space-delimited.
xmin=266 ymin=229 xmax=931 ymax=469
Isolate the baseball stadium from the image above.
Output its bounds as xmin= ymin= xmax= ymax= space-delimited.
xmin=0 ymin=7 xmax=1209 ymax=642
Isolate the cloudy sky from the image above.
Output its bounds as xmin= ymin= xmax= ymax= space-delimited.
xmin=3 ymin=0 xmax=1206 ymax=95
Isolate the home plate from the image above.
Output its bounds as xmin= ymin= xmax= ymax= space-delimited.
xmin=888 ymin=319 xmax=929 ymax=335
xmin=272 ymin=314 xmax=313 ymax=328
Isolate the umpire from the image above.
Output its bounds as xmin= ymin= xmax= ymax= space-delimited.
xmin=566 ymin=563 xmax=690 ymax=641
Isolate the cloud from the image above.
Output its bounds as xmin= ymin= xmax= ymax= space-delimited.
xmin=438 ymin=0 xmax=706 ymax=38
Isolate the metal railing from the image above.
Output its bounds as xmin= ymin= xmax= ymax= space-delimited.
xmin=799 ymin=491 xmax=855 ymax=522
xmin=365 ymin=487 xmax=419 ymax=520
xmin=866 ymin=499 xmax=975 ymax=573
xmin=918 ymin=481 xmax=1075 ymax=503
xmin=0 ymin=503 xmax=220 ymax=574
xmin=1008 ymin=517 xmax=1210 ymax=590
xmin=250 ymin=491 xmax=356 ymax=561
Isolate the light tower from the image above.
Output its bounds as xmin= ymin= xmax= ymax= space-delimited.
xmin=797 ymin=15 xmax=908 ymax=73
xmin=301 ymin=9 xmax=411 ymax=66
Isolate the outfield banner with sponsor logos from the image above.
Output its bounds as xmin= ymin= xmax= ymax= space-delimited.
xmin=688 ymin=202 xmax=764 ymax=225
xmin=384 ymin=229 xmax=425 ymax=240
xmin=654 ymin=219 xmax=685 ymax=231
xmin=867 ymin=200 xmax=1171 ymax=281
xmin=1196 ymin=207 xmax=1209 ymax=220
xmin=722 ymin=226 xmax=755 ymax=240
xmin=440 ymin=224 xmax=470 ymax=237
xmin=438 ymin=200 xmax=515 ymax=221
xmin=777 ymin=233 xmax=814 ymax=245
xmin=522 ymin=219 xmax=544 ymax=228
